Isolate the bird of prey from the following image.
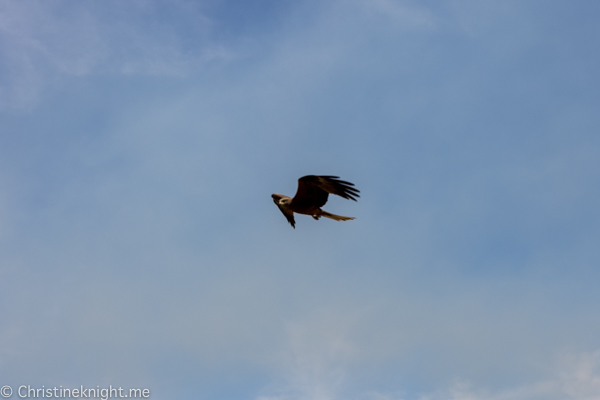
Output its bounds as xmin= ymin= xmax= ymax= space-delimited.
xmin=272 ymin=175 xmax=360 ymax=228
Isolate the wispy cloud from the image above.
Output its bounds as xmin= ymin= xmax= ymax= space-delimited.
xmin=0 ymin=0 xmax=233 ymax=109
xmin=258 ymin=348 xmax=600 ymax=400
xmin=365 ymin=351 xmax=600 ymax=400
xmin=257 ymin=309 xmax=361 ymax=400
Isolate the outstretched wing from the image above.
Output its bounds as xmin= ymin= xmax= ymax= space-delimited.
xmin=293 ymin=175 xmax=360 ymax=208
xmin=272 ymin=194 xmax=296 ymax=228
xmin=277 ymin=204 xmax=296 ymax=228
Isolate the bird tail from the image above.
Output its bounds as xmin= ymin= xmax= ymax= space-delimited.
xmin=320 ymin=210 xmax=355 ymax=222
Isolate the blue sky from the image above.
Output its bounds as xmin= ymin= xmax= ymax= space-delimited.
xmin=1 ymin=1 xmax=600 ymax=399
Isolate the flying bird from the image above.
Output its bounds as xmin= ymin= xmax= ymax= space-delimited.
xmin=272 ymin=175 xmax=360 ymax=228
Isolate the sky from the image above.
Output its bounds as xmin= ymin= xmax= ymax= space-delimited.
xmin=1 ymin=0 xmax=600 ymax=399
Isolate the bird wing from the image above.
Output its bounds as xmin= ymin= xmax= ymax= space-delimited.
xmin=272 ymin=194 xmax=297 ymax=228
xmin=293 ymin=175 xmax=360 ymax=208
xmin=277 ymin=204 xmax=296 ymax=228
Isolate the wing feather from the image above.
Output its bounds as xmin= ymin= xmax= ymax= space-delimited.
xmin=293 ymin=175 xmax=360 ymax=208
xmin=272 ymin=194 xmax=296 ymax=228
xmin=277 ymin=204 xmax=296 ymax=228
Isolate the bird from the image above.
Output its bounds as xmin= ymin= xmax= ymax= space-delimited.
xmin=272 ymin=175 xmax=360 ymax=228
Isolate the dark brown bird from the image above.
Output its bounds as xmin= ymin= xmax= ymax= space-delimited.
xmin=272 ymin=175 xmax=360 ymax=228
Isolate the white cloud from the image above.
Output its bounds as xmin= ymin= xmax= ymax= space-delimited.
xmin=253 ymin=301 xmax=600 ymax=400
xmin=0 ymin=0 xmax=233 ymax=109
xmin=257 ymin=308 xmax=361 ymax=400
xmin=256 ymin=347 xmax=600 ymax=400
xmin=363 ymin=351 xmax=600 ymax=400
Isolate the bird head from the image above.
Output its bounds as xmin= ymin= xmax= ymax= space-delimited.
xmin=271 ymin=193 xmax=289 ymax=205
